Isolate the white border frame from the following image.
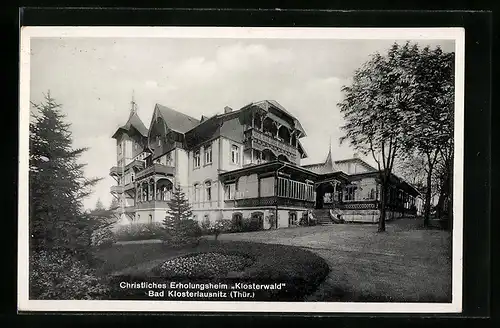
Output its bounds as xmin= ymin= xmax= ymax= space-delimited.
xmin=18 ymin=26 xmax=465 ymax=313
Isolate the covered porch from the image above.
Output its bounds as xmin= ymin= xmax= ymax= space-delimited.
xmin=219 ymin=160 xmax=318 ymax=208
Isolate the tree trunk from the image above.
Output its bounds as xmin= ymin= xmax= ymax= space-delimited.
xmin=378 ymin=181 xmax=388 ymax=232
xmin=423 ymin=165 xmax=433 ymax=227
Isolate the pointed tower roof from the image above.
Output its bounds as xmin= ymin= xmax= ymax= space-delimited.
xmin=301 ymin=136 xmax=339 ymax=174
xmin=112 ymin=94 xmax=148 ymax=139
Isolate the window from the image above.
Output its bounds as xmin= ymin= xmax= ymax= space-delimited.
xmin=344 ymin=185 xmax=357 ymax=201
xmin=289 ymin=212 xmax=297 ymax=226
xmin=225 ymin=183 xmax=235 ymax=200
xmin=205 ymin=181 xmax=212 ymax=201
xmin=204 ymin=145 xmax=213 ymax=164
xmin=166 ymin=152 xmax=172 ymax=166
xmin=194 ymin=150 xmax=201 ymax=168
xmin=369 ymin=188 xmax=375 ymax=200
xmin=148 ymin=214 xmax=153 ymax=224
xmin=194 ymin=183 xmax=200 ymax=203
xmin=231 ymin=145 xmax=240 ymax=164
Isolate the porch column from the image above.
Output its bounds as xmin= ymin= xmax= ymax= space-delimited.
xmin=154 ymin=179 xmax=157 ymax=201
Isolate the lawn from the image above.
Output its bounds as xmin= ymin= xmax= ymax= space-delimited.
xmin=94 ymin=239 xmax=330 ymax=301
xmin=217 ymin=219 xmax=453 ymax=302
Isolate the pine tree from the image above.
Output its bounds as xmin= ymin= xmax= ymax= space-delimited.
xmin=29 ymin=91 xmax=101 ymax=254
xmin=109 ymin=197 xmax=119 ymax=210
xmin=29 ymin=92 xmax=107 ymax=300
xmin=162 ymin=184 xmax=200 ymax=247
xmin=95 ymin=198 xmax=105 ymax=210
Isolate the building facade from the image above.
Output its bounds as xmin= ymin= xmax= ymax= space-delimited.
xmin=110 ymin=100 xmax=420 ymax=228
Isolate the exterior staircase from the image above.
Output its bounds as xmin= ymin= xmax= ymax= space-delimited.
xmin=313 ymin=209 xmax=338 ymax=225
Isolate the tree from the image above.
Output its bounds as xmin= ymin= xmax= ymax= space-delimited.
xmin=95 ymin=198 xmax=105 ymax=211
xmin=30 ymin=91 xmax=101 ymax=254
xmin=162 ymin=184 xmax=200 ymax=247
xmin=109 ymin=197 xmax=119 ymax=211
xmin=403 ymin=46 xmax=454 ymax=227
xmin=29 ymin=91 xmax=105 ymax=299
xmin=338 ymin=42 xmax=419 ymax=232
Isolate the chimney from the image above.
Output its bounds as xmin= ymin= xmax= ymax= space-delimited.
xmin=224 ymin=106 xmax=233 ymax=114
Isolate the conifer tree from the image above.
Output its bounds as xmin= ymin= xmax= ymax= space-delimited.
xmin=162 ymin=184 xmax=200 ymax=247
xmin=29 ymin=91 xmax=101 ymax=254
xmin=29 ymin=92 xmax=108 ymax=300
xmin=95 ymin=198 xmax=105 ymax=210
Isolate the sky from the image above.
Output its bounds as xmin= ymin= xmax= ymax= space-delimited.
xmin=29 ymin=36 xmax=455 ymax=210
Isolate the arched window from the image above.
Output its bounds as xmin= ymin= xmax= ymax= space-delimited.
xmin=205 ymin=180 xmax=212 ymax=201
xmin=193 ymin=183 xmax=200 ymax=203
xmin=148 ymin=214 xmax=153 ymax=224
xmin=369 ymin=188 xmax=375 ymax=200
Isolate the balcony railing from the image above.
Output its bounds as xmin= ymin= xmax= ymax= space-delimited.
xmin=109 ymin=166 xmax=124 ymax=176
xmin=110 ymin=183 xmax=135 ymax=194
xmin=136 ymin=163 xmax=175 ymax=181
xmin=116 ymin=206 xmax=135 ymax=214
xmin=225 ymin=196 xmax=314 ymax=208
xmin=244 ymin=128 xmax=297 ymax=159
xmin=110 ymin=185 xmax=123 ymax=194
xmin=126 ymin=159 xmax=145 ymax=171
xmin=136 ymin=200 xmax=170 ymax=210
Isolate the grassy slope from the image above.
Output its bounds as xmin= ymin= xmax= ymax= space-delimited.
xmin=217 ymin=219 xmax=452 ymax=302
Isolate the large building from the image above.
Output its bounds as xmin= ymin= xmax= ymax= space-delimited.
xmin=110 ymin=99 xmax=420 ymax=228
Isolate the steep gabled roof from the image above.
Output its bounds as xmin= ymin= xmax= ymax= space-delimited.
xmin=253 ymin=100 xmax=307 ymax=137
xmin=302 ymin=143 xmax=340 ymax=174
xmin=112 ymin=111 xmax=148 ymax=139
xmin=155 ymin=103 xmax=200 ymax=134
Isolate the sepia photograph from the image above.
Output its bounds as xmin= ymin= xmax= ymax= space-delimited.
xmin=18 ymin=27 xmax=464 ymax=313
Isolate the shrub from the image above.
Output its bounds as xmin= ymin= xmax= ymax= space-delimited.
xmin=201 ymin=216 xmax=211 ymax=234
xmin=209 ymin=219 xmax=232 ymax=240
xmin=266 ymin=213 xmax=277 ymax=229
xmin=163 ymin=219 xmax=202 ymax=248
xmin=113 ymin=222 xmax=164 ymax=242
xmin=90 ymin=226 xmax=116 ymax=248
xmin=30 ymin=250 xmax=109 ymax=300
xmin=247 ymin=216 xmax=263 ymax=231
xmin=230 ymin=215 xmax=244 ymax=232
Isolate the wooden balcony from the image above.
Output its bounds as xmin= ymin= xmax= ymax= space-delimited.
xmin=244 ymin=128 xmax=298 ymax=160
xmin=109 ymin=166 xmax=124 ymax=176
xmin=136 ymin=200 xmax=170 ymax=210
xmin=225 ymin=196 xmax=314 ymax=209
xmin=110 ymin=183 xmax=135 ymax=194
xmin=116 ymin=206 xmax=136 ymax=214
xmin=136 ymin=163 xmax=175 ymax=181
xmin=126 ymin=159 xmax=145 ymax=171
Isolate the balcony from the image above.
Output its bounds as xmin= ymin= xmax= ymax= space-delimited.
xmin=244 ymin=128 xmax=298 ymax=160
xmin=136 ymin=200 xmax=170 ymax=210
xmin=136 ymin=163 xmax=175 ymax=181
xmin=110 ymin=185 xmax=123 ymax=194
xmin=110 ymin=182 xmax=135 ymax=193
xmin=109 ymin=166 xmax=124 ymax=176
xmin=116 ymin=206 xmax=136 ymax=214
xmin=126 ymin=159 xmax=145 ymax=171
